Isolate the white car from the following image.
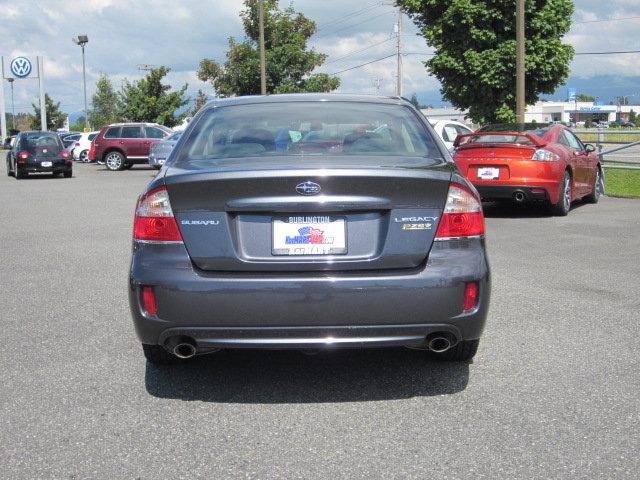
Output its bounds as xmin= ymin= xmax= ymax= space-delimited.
xmin=429 ymin=120 xmax=474 ymax=151
xmin=71 ymin=131 xmax=100 ymax=162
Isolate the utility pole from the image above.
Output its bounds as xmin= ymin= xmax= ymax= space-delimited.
xmin=7 ymin=78 xmax=15 ymax=132
xmin=373 ymin=77 xmax=382 ymax=96
xmin=73 ymin=35 xmax=89 ymax=130
xmin=259 ymin=0 xmax=267 ymax=95
xmin=515 ymin=0 xmax=525 ymax=124
xmin=396 ymin=7 xmax=403 ymax=97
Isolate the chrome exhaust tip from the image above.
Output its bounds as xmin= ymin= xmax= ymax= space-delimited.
xmin=173 ymin=342 xmax=197 ymax=359
xmin=427 ymin=336 xmax=452 ymax=353
xmin=514 ymin=191 xmax=526 ymax=202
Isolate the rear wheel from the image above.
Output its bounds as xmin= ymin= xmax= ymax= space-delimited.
xmin=6 ymin=161 xmax=11 ymax=176
xmin=15 ymin=168 xmax=25 ymax=179
xmin=63 ymin=170 xmax=72 ymax=178
xmin=142 ymin=344 xmax=181 ymax=365
xmin=104 ymin=151 xmax=125 ymax=171
xmin=584 ymin=167 xmax=603 ymax=204
xmin=79 ymin=150 xmax=89 ymax=162
xmin=551 ymin=171 xmax=571 ymax=216
xmin=431 ymin=339 xmax=480 ymax=362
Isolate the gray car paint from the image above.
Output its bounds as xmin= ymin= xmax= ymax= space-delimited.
xmin=129 ymin=94 xmax=490 ymax=351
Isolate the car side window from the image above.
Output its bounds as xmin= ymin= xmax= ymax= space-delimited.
xmin=443 ymin=125 xmax=458 ymax=142
xmin=104 ymin=127 xmax=121 ymax=139
xmin=145 ymin=127 xmax=167 ymax=139
xmin=562 ymin=130 xmax=582 ymax=150
xmin=88 ymin=134 xmax=97 ymax=141
xmin=121 ymin=126 xmax=143 ymax=138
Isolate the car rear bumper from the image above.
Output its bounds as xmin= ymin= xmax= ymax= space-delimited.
xmin=129 ymin=238 xmax=490 ymax=350
xmin=475 ymin=184 xmax=550 ymax=202
xmin=20 ymin=163 xmax=71 ymax=173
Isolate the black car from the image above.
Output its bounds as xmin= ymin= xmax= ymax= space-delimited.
xmin=129 ymin=94 xmax=490 ymax=365
xmin=5 ymin=131 xmax=73 ymax=179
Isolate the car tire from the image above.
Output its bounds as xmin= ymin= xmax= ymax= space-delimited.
xmin=104 ymin=151 xmax=125 ymax=171
xmin=64 ymin=170 xmax=72 ymax=178
xmin=6 ymin=162 xmax=11 ymax=176
xmin=584 ymin=167 xmax=603 ymax=204
xmin=551 ymin=171 xmax=571 ymax=216
xmin=142 ymin=344 xmax=181 ymax=365
xmin=79 ymin=150 xmax=89 ymax=163
xmin=15 ymin=168 xmax=25 ymax=179
xmin=431 ymin=339 xmax=480 ymax=362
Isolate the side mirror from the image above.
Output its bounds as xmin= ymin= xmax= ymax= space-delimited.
xmin=584 ymin=144 xmax=596 ymax=153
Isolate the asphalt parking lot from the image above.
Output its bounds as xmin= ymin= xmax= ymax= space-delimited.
xmin=1 ymin=162 xmax=638 ymax=479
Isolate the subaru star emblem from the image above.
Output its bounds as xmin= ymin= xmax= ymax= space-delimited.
xmin=10 ymin=56 xmax=32 ymax=78
xmin=296 ymin=181 xmax=321 ymax=196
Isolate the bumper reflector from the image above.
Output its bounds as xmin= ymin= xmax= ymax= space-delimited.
xmin=463 ymin=282 xmax=479 ymax=311
xmin=141 ymin=286 xmax=158 ymax=315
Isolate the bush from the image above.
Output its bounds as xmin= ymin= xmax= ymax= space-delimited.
xmin=585 ymin=118 xmax=593 ymax=128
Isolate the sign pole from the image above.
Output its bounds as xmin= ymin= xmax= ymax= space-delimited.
xmin=0 ymin=56 xmax=6 ymax=141
xmin=38 ymin=56 xmax=47 ymax=131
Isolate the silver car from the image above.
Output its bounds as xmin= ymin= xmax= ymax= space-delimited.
xmin=148 ymin=131 xmax=182 ymax=169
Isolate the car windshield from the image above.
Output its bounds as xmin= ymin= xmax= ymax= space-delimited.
xmin=20 ymin=132 xmax=63 ymax=153
xmin=175 ymin=101 xmax=442 ymax=166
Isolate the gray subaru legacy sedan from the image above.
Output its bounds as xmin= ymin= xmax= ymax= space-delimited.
xmin=129 ymin=94 xmax=490 ymax=365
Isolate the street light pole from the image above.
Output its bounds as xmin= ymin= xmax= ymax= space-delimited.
xmin=73 ymin=35 xmax=89 ymax=130
xmin=7 ymin=78 xmax=15 ymax=132
xmin=515 ymin=0 xmax=525 ymax=124
xmin=258 ymin=0 xmax=266 ymax=95
xmin=396 ymin=7 xmax=403 ymax=97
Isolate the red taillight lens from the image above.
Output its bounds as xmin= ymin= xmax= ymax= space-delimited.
xmin=88 ymin=142 xmax=95 ymax=161
xmin=141 ymin=286 xmax=158 ymax=315
xmin=435 ymin=182 xmax=485 ymax=238
xmin=75 ymin=142 xmax=80 ymax=147
xmin=133 ymin=186 xmax=183 ymax=242
xmin=61 ymin=150 xmax=70 ymax=158
xmin=18 ymin=151 xmax=29 ymax=159
xmin=463 ymin=282 xmax=479 ymax=311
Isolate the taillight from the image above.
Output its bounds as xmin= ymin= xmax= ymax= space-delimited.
xmin=463 ymin=282 xmax=479 ymax=311
xmin=133 ymin=186 xmax=183 ymax=242
xmin=74 ymin=142 xmax=80 ymax=147
xmin=61 ymin=150 xmax=70 ymax=158
xmin=531 ymin=149 xmax=559 ymax=161
xmin=141 ymin=286 xmax=158 ymax=315
xmin=435 ymin=182 xmax=485 ymax=239
xmin=18 ymin=151 xmax=29 ymax=159
xmin=88 ymin=142 xmax=95 ymax=161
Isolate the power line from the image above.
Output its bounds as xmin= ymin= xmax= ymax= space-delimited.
xmin=316 ymin=2 xmax=385 ymax=30
xmin=574 ymin=50 xmax=640 ymax=55
xmin=315 ymin=10 xmax=394 ymax=39
xmin=324 ymin=37 xmax=394 ymax=65
xmin=574 ymin=15 xmax=640 ymax=25
xmin=329 ymin=53 xmax=397 ymax=75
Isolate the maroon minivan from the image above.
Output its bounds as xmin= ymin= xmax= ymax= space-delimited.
xmin=89 ymin=123 xmax=171 ymax=170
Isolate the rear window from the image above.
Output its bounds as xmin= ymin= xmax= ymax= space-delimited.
xmin=104 ymin=127 xmax=121 ymax=138
xmin=88 ymin=133 xmax=97 ymax=141
xmin=472 ymin=123 xmax=551 ymax=144
xmin=145 ymin=126 xmax=168 ymax=138
xmin=19 ymin=133 xmax=63 ymax=153
xmin=175 ymin=102 xmax=442 ymax=166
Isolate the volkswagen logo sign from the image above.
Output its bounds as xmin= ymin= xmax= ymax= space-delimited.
xmin=10 ymin=57 xmax=32 ymax=78
xmin=295 ymin=181 xmax=321 ymax=196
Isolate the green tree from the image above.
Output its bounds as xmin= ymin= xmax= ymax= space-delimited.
xmin=31 ymin=94 xmax=66 ymax=130
xmin=190 ymin=89 xmax=209 ymax=116
xmin=118 ymin=67 xmax=188 ymax=127
xmin=409 ymin=93 xmax=421 ymax=109
xmin=397 ymin=0 xmax=574 ymax=124
xmin=576 ymin=94 xmax=596 ymax=102
xmin=197 ymin=0 xmax=340 ymax=96
xmin=89 ymin=75 xmax=120 ymax=129
xmin=629 ymin=109 xmax=636 ymax=124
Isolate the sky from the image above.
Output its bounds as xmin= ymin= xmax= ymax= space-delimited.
xmin=0 ymin=0 xmax=639 ymax=118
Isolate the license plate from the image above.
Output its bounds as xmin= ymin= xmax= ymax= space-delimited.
xmin=477 ymin=167 xmax=499 ymax=180
xmin=272 ymin=215 xmax=347 ymax=255
xmin=41 ymin=161 xmax=52 ymax=167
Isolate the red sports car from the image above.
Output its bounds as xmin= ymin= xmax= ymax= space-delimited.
xmin=453 ymin=123 xmax=603 ymax=215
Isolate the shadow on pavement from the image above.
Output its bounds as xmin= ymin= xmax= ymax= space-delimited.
xmin=145 ymin=348 xmax=470 ymax=403
xmin=483 ymin=200 xmax=587 ymax=218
